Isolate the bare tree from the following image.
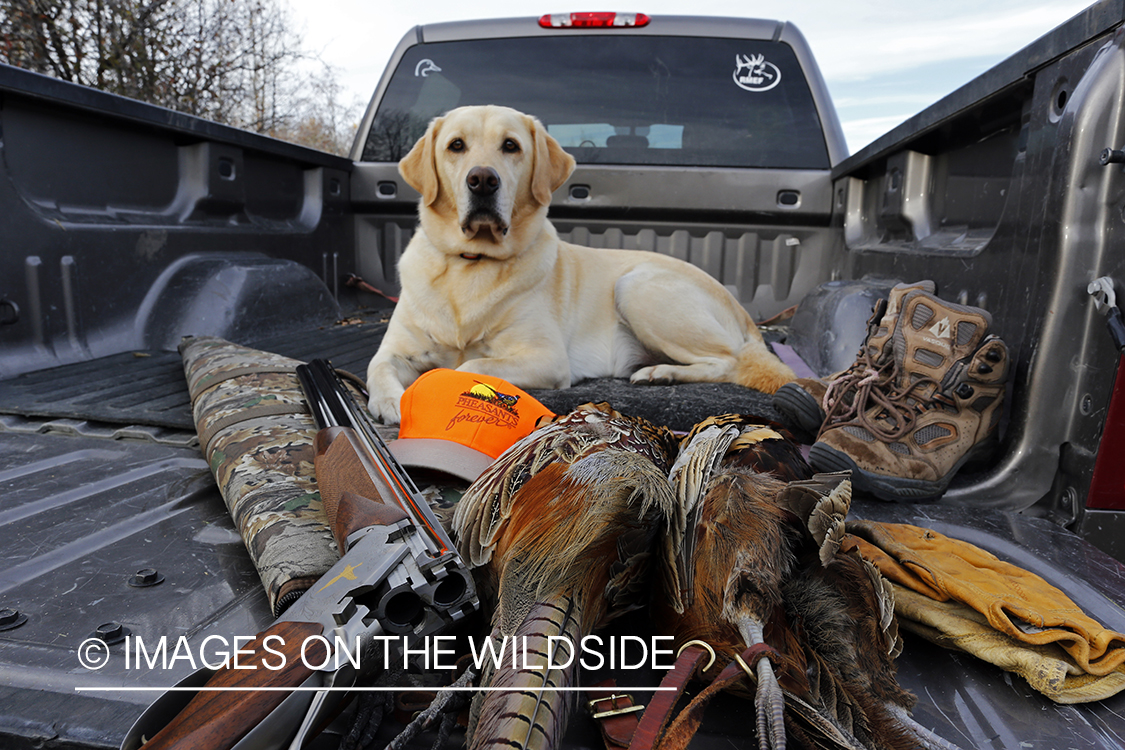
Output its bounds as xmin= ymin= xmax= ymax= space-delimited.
xmin=361 ymin=108 xmax=427 ymax=162
xmin=0 ymin=0 xmax=360 ymax=154
xmin=274 ymin=64 xmax=361 ymax=155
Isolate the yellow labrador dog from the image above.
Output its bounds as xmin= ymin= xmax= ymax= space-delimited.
xmin=366 ymin=105 xmax=795 ymax=423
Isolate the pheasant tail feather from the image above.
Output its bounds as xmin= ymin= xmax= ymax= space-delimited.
xmin=469 ymin=593 xmax=585 ymax=750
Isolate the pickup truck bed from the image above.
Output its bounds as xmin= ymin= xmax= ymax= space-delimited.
xmin=6 ymin=3 xmax=1125 ymax=749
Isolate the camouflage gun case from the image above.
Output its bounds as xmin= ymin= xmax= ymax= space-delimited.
xmin=179 ymin=336 xmax=338 ymax=616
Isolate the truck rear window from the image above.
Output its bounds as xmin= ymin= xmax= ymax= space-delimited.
xmin=363 ymin=36 xmax=830 ymax=169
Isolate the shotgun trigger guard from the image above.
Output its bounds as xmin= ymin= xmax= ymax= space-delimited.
xmin=1089 ymin=276 xmax=1117 ymax=314
xmin=119 ymin=669 xmax=327 ymax=750
xmin=280 ymin=667 xmax=356 ymax=750
xmin=229 ymin=673 xmax=320 ymax=750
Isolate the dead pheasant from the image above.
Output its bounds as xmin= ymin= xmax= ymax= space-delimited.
xmin=655 ymin=414 xmax=962 ymax=750
xmin=452 ymin=402 xmax=679 ymax=750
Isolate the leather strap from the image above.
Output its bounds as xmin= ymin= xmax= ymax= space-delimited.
xmin=627 ymin=642 xmax=714 ymax=750
xmin=658 ymin=647 xmax=759 ymax=750
xmin=586 ymin=679 xmax=644 ymax=749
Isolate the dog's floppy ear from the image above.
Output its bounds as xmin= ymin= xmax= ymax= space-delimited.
xmin=399 ymin=116 xmax=443 ymax=206
xmin=529 ymin=117 xmax=576 ymax=206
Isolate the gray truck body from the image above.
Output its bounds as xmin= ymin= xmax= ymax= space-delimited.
xmin=3 ymin=3 xmax=1125 ymax=748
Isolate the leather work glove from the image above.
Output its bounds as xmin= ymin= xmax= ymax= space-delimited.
xmin=843 ymin=520 xmax=1125 ymax=703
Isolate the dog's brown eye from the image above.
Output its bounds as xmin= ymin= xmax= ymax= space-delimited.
xmin=502 ymin=138 xmax=521 ymax=154
xmin=448 ymin=138 xmax=465 ymax=153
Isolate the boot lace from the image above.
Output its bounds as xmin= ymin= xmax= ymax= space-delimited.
xmin=819 ymin=352 xmax=944 ymax=442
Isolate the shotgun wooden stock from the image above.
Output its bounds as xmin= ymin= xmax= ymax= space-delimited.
xmin=296 ymin=359 xmax=455 ymax=556
xmin=138 ymin=620 xmax=328 ymax=750
xmin=314 ymin=427 xmax=410 ymax=548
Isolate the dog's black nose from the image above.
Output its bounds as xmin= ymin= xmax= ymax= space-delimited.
xmin=466 ymin=166 xmax=500 ymax=196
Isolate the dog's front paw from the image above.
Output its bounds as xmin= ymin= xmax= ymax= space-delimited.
xmin=367 ymin=393 xmax=402 ymax=425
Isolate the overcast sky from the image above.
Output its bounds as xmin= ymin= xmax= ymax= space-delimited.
xmin=287 ymin=0 xmax=1094 ymax=154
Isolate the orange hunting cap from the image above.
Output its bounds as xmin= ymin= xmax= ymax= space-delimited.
xmin=387 ymin=368 xmax=555 ymax=483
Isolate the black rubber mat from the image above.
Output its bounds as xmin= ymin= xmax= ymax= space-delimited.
xmin=527 ymin=378 xmax=785 ymax=433
xmin=0 ymin=350 xmax=197 ymax=429
xmin=0 ymin=314 xmax=389 ymax=430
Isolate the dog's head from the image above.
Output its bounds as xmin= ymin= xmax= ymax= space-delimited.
xmin=399 ymin=106 xmax=576 ymax=255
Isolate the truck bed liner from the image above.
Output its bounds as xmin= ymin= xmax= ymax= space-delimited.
xmin=0 ymin=315 xmax=390 ymax=431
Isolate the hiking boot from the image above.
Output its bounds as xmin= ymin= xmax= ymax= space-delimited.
xmin=808 ymin=289 xmax=1009 ymax=502
xmin=772 ymin=281 xmax=937 ymax=435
